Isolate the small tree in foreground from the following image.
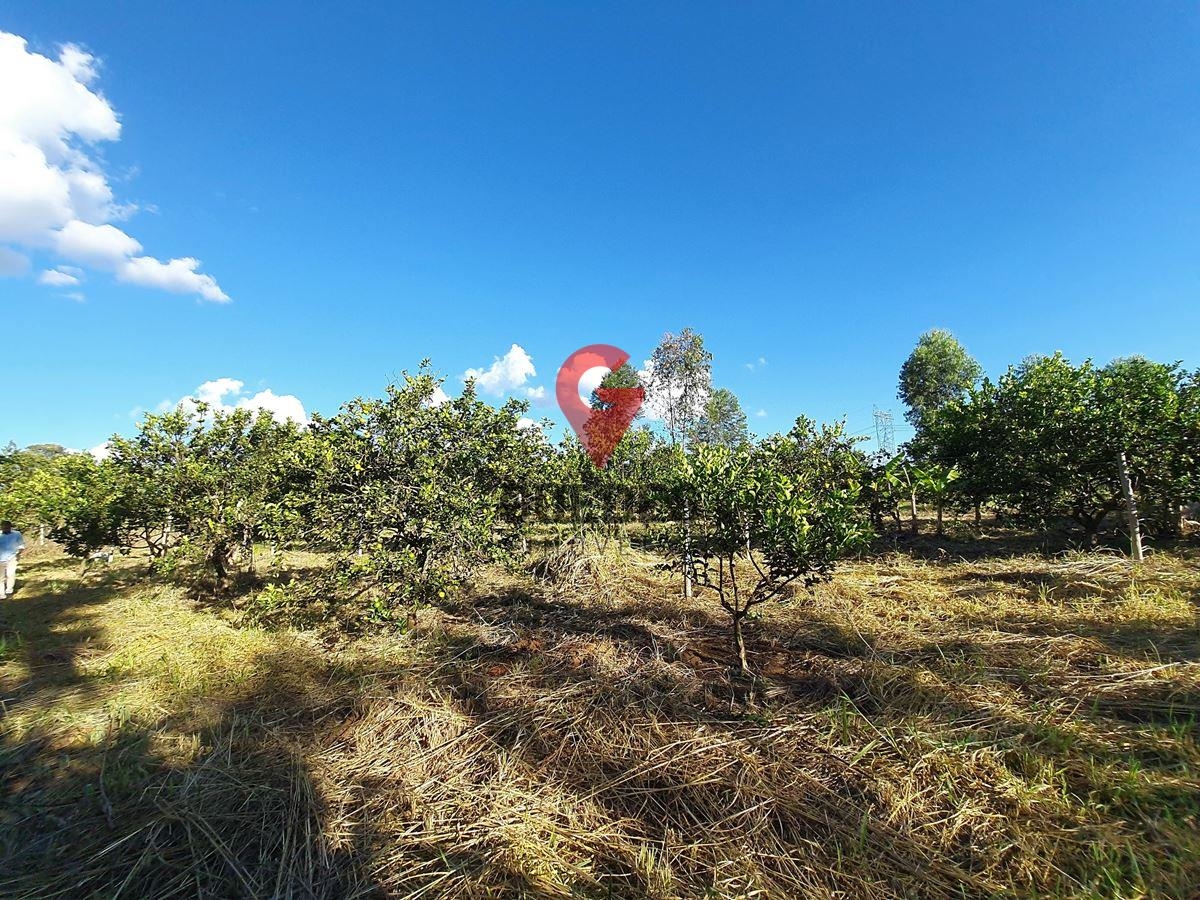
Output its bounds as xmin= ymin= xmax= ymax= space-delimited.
xmin=675 ymin=444 xmax=871 ymax=674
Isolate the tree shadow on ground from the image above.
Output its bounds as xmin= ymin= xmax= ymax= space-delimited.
xmin=0 ymin=556 xmax=383 ymax=899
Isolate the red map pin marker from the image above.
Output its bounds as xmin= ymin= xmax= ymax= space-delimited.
xmin=556 ymin=344 xmax=645 ymax=468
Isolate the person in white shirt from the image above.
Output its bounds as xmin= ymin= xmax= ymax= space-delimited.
xmin=0 ymin=521 xmax=26 ymax=599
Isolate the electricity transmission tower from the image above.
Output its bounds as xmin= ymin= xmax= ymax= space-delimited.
xmin=873 ymin=407 xmax=895 ymax=456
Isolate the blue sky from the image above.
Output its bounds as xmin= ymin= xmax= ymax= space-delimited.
xmin=1 ymin=2 xmax=1197 ymax=452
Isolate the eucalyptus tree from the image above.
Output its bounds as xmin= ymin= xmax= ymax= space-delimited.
xmin=645 ymin=328 xmax=712 ymax=446
xmin=645 ymin=328 xmax=713 ymax=597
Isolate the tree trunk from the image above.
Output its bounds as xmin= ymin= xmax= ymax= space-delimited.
xmin=1117 ymin=451 xmax=1144 ymax=562
xmin=211 ymin=543 xmax=230 ymax=586
xmin=973 ymin=501 xmax=981 ymax=528
xmin=909 ymin=490 xmax=919 ymax=535
xmin=242 ymin=525 xmax=255 ymax=575
xmin=732 ymin=610 xmax=749 ymax=675
xmin=683 ymin=497 xmax=694 ymax=599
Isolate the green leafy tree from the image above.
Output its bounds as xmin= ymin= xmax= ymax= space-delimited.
xmin=898 ymin=329 xmax=983 ymax=430
xmin=919 ymin=381 xmax=999 ymax=527
xmin=35 ymin=454 xmax=122 ymax=558
xmin=551 ymin=426 xmax=668 ymax=542
xmin=307 ymin=368 xmax=547 ymax=617
xmin=0 ymin=445 xmax=59 ymax=528
xmin=1097 ymin=357 xmax=1195 ymax=536
xmin=673 ymin=442 xmax=871 ymax=674
xmin=691 ymin=387 xmax=749 ymax=449
xmin=929 ymin=354 xmax=1116 ymax=544
xmin=590 ymin=363 xmax=643 ymax=412
xmin=102 ymin=404 xmax=305 ymax=583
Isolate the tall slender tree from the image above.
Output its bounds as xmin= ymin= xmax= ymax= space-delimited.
xmin=646 ymin=328 xmax=713 ymax=598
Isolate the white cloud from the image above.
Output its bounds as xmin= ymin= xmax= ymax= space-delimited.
xmin=0 ymin=246 xmax=29 ymax=275
xmin=0 ymin=32 xmax=227 ymax=301
xmin=55 ymin=220 xmax=141 ymax=266
xmin=517 ymin=416 xmax=541 ymax=431
xmin=195 ymin=377 xmax=244 ymax=407
xmin=38 ymin=265 xmax=79 ymax=286
xmin=58 ymin=43 xmax=98 ymax=84
xmin=755 ymin=408 xmax=768 ymax=418
xmin=426 ymin=384 xmax=451 ymax=406
xmin=61 ymin=290 xmax=85 ymax=302
xmin=463 ymin=344 xmax=536 ymax=396
xmin=237 ymin=389 xmax=307 ymax=424
xmin=174 ymin=377 xmax=307 ymax=425
xmin=118 ymin=255 xmax=227 ymax=302
xmin=88 ymin=441 xmax=110 ymax=461
xmin=524 ymin=385 xmax=546 ymax=402
xmin=745 ymin=356 xmax=768 ymax=372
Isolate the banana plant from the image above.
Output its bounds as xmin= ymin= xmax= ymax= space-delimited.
xmin=879 ymin=455 xmax=921 ymax=535
xmin=914 ymin=463 xmax=960 ymax=536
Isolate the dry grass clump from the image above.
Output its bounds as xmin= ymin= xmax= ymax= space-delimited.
xmin=528 ymin=535 xmax=664 ymax=604
xmin=1 ymin=542 xmax=1197 ymax=897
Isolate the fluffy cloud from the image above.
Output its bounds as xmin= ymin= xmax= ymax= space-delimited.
xmin=37 ymin=265 xmax=80 ymax=286
xmin=755 ymin=408 xmax=768 ymax=418
xmin=237 ymin=388 xmax=307 ymax=424
xmin=54 ymin=220 xmax=140 ymax=266
xmin=118 ymin=255 xmax=226 ymax=302
xmin=0 ymin=31 xmax=227 ymax=301
xmin=177 ymin=378 xmax=308 ymax=424
xmin=463 ymin=344 xmax=536 ymax=396
xmin=745 ymin=356 xmax=768 ymax=372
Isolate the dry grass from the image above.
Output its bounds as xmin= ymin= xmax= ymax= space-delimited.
xmin=1 ymin=538 xmax=1197 ymax=898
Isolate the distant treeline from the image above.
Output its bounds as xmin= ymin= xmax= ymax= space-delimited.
xmin=2 ymin=330 xmax=1196 ymax=654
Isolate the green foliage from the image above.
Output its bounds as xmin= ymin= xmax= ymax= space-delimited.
xmin=924 ymin=352 xmax=1200 ymax=543
xmin=550 ymin=426 xmax=669 ymax=537
xmin=306 ymin=367 xmax=548 ymax=614
xmin=590 ymin=363 xmax=643 ymax=413
xmin=691 ymin=387 xmax=749 ymax=449
xmin=672 ymin=439 xmax=871 ymax=673
xmin=104 ymin=404 xmax=306 ymax=582
xmin=898 ymin=329 xmax=983 ymax=430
